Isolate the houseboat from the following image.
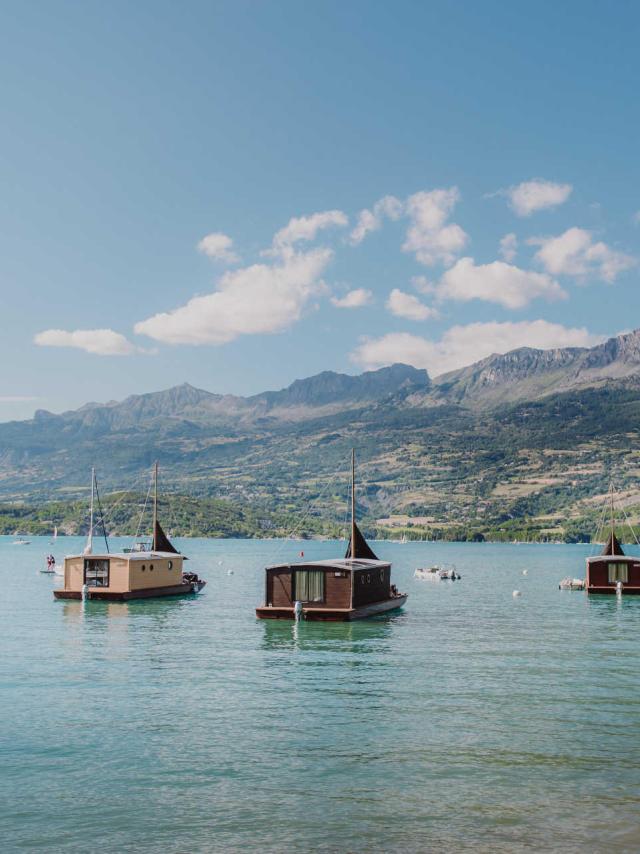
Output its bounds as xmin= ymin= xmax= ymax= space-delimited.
xmin=586 ymin=487 xmax=640 ymax=594
xmin=54 ymin=465 xmax=205 ymax=601
xmin=586 ymin=532 xmax=640 ymax=594
xmin=256 ymin=451 xmax=407 ymax=621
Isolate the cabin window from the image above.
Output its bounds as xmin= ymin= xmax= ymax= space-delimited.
xmin=294 ymin=569 xmax=324 ymax=602
xmin=168 ymin=561 xmax=173 ymax=570
xmin=608 ymin=563 xmax=628 ymax=583
xmin=149 ymin=564 xmax=154 ymax=571
xmin=84 ymin=558 xmax=109 ymax=588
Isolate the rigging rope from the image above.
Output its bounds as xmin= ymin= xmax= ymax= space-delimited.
xmin=589 ymin=482 xmax=612 ymax=555
xmin=93 ymin=474 xmax=110 ymax=554
xmin=612 ymin=483 xmax=640 ymax=548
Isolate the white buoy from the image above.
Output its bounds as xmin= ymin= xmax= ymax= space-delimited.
xmin=81 ymin=583 xmax=88 ymax=602
xmin=616 ymin=581 xmax=623 ymax=595
xmin=512 ymin=590 xmax=522 ymax=598
xmin=522 ymin=569 xmax=528 ymax=576
xmin=293 ymin=600 xmax=303 ymax=621
xmin=227 ymin=569 xmax=234 ymax=576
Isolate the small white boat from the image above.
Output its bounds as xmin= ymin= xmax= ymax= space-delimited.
xmin=559 ymin=577 xmax=585 ymax=591
xmin=415 ymin=564 xmax=460 ymax=580
xmin=13 ymin=535 xmax=30 ymax=545
xmin=415 ymin=565 xmax=440 ymax=579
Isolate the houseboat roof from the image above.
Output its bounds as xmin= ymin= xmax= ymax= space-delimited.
xmin=66 ymin=551 xmax=182 ymax=561
xmin=586 ymin=532 xmax=636 ymax=563
xmin=586 ymin=553 xmax=638 ymax=564
xmin=266 ymin=557 xmax=390 ymax=572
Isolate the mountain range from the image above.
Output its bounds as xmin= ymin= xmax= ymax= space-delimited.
xmin=2 ymin=329 xmax=640 ymax=540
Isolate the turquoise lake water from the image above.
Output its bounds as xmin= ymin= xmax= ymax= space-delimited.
xmin=1 ymin=536 xmax=640 ymax=853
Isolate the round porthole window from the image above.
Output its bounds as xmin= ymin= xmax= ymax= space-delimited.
xmin=150 ymin=564 xmax=154 ymax=571
xmin=168 ymin=560 xmax=173 ymax=570
xmin=367 ymin=574 xmax=371 ymax=583
xmin=380 ymin=571 xmax=384 ymax=581
xmin=141 ymin=565 xmax=146 ymax=571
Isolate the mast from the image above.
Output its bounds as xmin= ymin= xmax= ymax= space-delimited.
xmin=84 ymin=467 xmax=95 ymax=555
xmin=610 ymin=481 xmax=615 ymax=550
xmin=351 ymin=448 xmax=356 ymax=560
xmin=153 ymin=460 xmax=158 ymax=551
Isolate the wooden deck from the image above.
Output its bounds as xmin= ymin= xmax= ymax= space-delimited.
xmin=587 ymin=586 xmax=640 ymax=595
xmin=256 ymin=594 xmax=407 ymax=621
xmin=54 ymin=583 xmax=196 ymax=601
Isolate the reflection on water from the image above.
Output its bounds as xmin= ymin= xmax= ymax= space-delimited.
xmin=2 ymin=537 xmax=640 ymax=853
xmin=261 ymin=614 xmax=396 ymax=652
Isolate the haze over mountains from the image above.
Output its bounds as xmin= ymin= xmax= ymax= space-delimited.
xmin=1 ymin=329 xmax=640 ymax=540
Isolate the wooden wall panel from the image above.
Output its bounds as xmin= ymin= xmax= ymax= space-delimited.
xmin=352 ymin=565 xmax=391 ymax=606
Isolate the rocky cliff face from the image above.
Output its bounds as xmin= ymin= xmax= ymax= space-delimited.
xmin=430 ymin=330 xmax=640 ymax=407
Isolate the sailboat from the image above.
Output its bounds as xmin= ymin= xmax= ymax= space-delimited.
xmin=54 ymin=463 xmax=206 ymax=601
xmin=256 ymin=449 xmax=408 ymax=620
xmin=50 ymin=526 xmax=58 ymax=545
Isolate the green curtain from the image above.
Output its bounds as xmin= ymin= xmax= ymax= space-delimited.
xmin=295 ymin=570 xmax=324 ymax=602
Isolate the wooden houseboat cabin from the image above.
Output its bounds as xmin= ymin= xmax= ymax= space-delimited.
xmin=55 ymin=465 xmax=205 ymax=602
xmin=586 ymin=532 xmax=640 ymax=595
xmin=256 ymin=452 xmax=407 ymax=621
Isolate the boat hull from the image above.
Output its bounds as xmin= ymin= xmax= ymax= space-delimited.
xmin=54 ymin=582 xmax=204 ymax=601
xmin=587 ymin=586 xmax=640 ymax=595
xmin=256 ymin=594 xmax=408 ymax=621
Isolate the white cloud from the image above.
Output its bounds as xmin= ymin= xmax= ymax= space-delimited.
xmin=530 ymin=227 xmax=636 ymax=282
xmin=270 ymin=210 xmax=348 ymax=254
xmin=135 ymin=248 xmax=332 ymax=345
xmin=197 ymin=232 xmax=239 ymax=264
xmin=499 ymin=232 xmax=517 ymax=262
xmin=351 ymin=321 xmax=605 ymax=376
xmin=386 ymin=289 xmax=437 ymax=321
xmin=436 ymin=257 xmax=566 ymax=309
xmin=34 ymin=329 xmax=136 ymax=356
xmin=411 ymin=275 xmax=435 ymax=294
xmin=402 ymin=188 xmax=468 ymax=266
xmin=350 ymin=195 xmax=403 ymax=244
xmin=330 ymin=288 xmax=373 ymax=309
xmin=504 ymin=179 xmax=573 ymax=217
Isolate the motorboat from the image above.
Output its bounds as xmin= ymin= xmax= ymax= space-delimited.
xmin=415 ymin=564 xmax=460 ymax=580
xmin=559 ymin=577 xmax=586 ymax=591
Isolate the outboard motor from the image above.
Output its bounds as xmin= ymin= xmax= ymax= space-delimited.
xmin=293 ymin=600 xmax=303 ymax=622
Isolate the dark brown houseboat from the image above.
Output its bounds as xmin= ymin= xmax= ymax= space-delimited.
xmin=586 ymin=488 xmax=640 ymax=594
xmin=256 ymin=451 xmax=407 ymax=621
xmin=586 ymin=533 xmax=640 ymax=594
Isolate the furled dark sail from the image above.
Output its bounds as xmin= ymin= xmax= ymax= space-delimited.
xmin=345 ymin=522 xmax=379 ymax=560
xmin=153 ymin=520 xmax=179 ymax=554
xmin=602 ymin=532 xmax=625 ymax=556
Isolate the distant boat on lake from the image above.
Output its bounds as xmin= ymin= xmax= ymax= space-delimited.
xmin=256 ymin=450 xmax=407 ymax=621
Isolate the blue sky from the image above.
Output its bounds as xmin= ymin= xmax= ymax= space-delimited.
xmin=1 ymin=0 xmax=639 ymax=420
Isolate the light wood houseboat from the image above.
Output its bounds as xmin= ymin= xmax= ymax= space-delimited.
xmin=54 ymin=465 xmax=205 ymax=601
